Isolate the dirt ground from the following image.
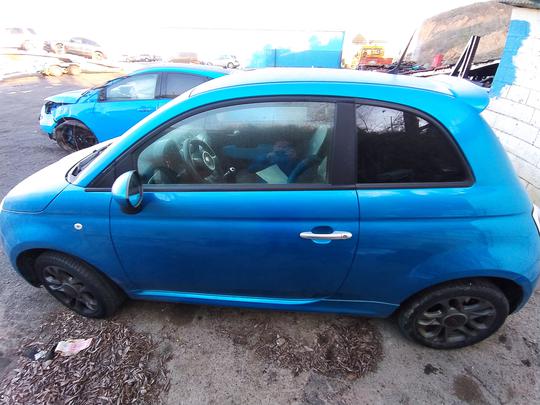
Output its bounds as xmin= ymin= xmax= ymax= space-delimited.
xmin=0 ymin=74 xmax=539 ymax=405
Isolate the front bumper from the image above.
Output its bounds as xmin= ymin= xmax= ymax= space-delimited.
xmin=39 ymin=105 xmax=55 ymax=138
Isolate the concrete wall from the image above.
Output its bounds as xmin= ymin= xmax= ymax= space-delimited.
xmin=483 ymin=7 xmax=540 ymax=202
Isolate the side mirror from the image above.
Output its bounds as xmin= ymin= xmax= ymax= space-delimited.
xmin=111 ymin=171 xmax=143 ymax=214
xmin=98 ymin=88 xmax=106 ymax=101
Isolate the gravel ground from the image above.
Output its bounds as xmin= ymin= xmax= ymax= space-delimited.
xmin=0 ymin=74 xmax=539 ymax=405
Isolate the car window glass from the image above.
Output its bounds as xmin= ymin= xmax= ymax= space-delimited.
xmin=137 ymin=101 xmax=335 ymax=186
xmin=105 ymin=74 xmax=158 ymax=101
xmin=163 ymin=73 xmax=208 ymax=98
xmin=356 ymin=104 xmax=468 ymax=184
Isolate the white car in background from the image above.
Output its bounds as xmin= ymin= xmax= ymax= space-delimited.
xmin=205 ymin=54 xmax=240 ymax=68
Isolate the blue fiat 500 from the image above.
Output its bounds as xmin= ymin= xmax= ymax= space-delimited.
xmin=3 ymin=69 xmax=540 ymax=348
xmin=39 ymin=65 xmax=228 ymax=151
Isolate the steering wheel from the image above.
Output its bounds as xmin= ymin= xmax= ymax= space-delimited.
xmin=182 ymin=138 xmax=222 ymax=183
xmin=288 ymin=155 xmax=322 ymax=183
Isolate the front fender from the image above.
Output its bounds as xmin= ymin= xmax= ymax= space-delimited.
xmin=0 ymin=188 xmax=132 ymax=291
xmin=51 ymin=103 xmax=95 ymax=136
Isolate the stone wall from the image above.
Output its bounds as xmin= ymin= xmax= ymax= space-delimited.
xmin=483 ymin=6 xmax=540 ymax=202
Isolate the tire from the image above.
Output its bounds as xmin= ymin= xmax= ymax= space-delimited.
xmin=398 ymin=280 xmax=509 ymax=349
xmin=67 ymin=64 xmax=81 ymax=76
xmin=54 ymin=43 xmax=65 ymax=54
xmin=226 ymin=62 xmax=234 ymax=68
xmin=55 ymin=120 xmax=97 ymax=152
xmin=35 ymin=252 xmax=125 ymax=318
xmin=92 ymin=51 xmax=104 ymax=60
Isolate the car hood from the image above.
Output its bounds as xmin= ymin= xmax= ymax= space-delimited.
xmin=1 ymin=148 xmax=94 ymax=213
xmin=45 ymin=89 xmax=89 ymax=104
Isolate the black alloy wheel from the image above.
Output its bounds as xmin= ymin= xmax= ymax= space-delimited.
xmin=399 ymin=280 xmax=509 ymax=349
xmin=42 ymin=265 xmax=99 ymax=316
xmin=35 ymin=252 xmax=125 ymax=318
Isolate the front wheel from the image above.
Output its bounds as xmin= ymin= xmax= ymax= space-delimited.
xmin=54 ymin=120 xmax=97 ymax=152
xmin=35 ymin=252 xmax=125 ymax=318
xmin=398 ymin=280 xmax=509 ymax=349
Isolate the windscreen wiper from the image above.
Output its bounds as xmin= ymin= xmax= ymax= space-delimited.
xmin=71 ymin=145 xmax=110 ymax=177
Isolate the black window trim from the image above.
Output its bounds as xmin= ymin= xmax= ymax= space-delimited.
xmin=352 ymin=98 xmax=475 ymax=190
xmin=158 ymin=72 xmax=211 ymax=99
xmin=100 ymin=72 xmax=162 ymax=103
xmin=86 ymin=95 xmax=356 ymax=192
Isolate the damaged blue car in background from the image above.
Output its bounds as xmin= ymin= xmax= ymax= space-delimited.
xmin=39 ymin=65 xmax=228 ymax=151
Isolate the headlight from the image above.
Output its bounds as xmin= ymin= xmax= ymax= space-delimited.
xmin=533 ymin=204 xmax=540 ymax=235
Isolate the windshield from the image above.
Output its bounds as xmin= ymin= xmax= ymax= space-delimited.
xmin=81 ymin=76 xmax=127 ymax=96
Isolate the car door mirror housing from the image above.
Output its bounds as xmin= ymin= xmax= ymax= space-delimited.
xmin=98 ymin=88 xmax=106 ymax=101
xmin=111 ymin=171 xmax=143 ymax=214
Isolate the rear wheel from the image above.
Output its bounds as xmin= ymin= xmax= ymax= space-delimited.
xmin=398 ymin=280 xmax=509 ymax=349
xmin=226 ymin=62 xmax=234 ymax=68
xmin=54 ymin=42 xmax=65 ymax=54
xmin=55 ymin=120 xmax=97 ymax=152
xmin=35 ymin=252 xmax=125 ymax=318
xmin=92 ymin=51 xmax=104 ymax=60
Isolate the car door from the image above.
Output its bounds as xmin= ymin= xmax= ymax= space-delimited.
xmin=156 ymin=72 xmax=211 ymax=108
xmin=109 ymin=99 xmax=359 ymax=299
xmin=66 ymin=37 xmax=83 ymax=55
xmin=341 ymin=102 xmax=475 ymax=302
xmin=91 ymin=73 xmax=161 ymax=141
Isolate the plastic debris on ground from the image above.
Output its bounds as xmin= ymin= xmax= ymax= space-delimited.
xmin=0 ymin=311 xmax=171 ymax=405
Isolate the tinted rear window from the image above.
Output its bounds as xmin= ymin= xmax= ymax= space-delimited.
xmin=163 ymin=73 xmax=209 ymax=98
xmin=356 ymin=104 xmax=469 ymax=184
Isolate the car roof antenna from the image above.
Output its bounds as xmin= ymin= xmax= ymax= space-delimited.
xmin=388 ymin=31 xmax=415 ymax=75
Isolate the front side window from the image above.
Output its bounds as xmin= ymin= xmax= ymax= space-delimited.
xmin=356 ymin=104 xmax=468 ymax=184
xmin=105 ymin=74 xmax=158 ymax=101
xmin=137 ymin=101 xmax=335 ymax=186
xmin=163 ymin=73 xmax=208 ymax=98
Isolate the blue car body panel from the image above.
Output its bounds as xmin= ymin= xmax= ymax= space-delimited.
xmin=39 ymin=65 xmax=228 ymax=142
xmin=4 ymin=68 xmax=540 ymax=317
xmin=110 ymin=189 xmax=359 ymax=297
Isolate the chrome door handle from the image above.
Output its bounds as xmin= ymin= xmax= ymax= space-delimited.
xmin=299 ymin=231 xmax=352 ymax=240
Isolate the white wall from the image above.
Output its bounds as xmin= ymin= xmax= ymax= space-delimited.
xmin=483 ymin=7 xmax=540 ymax=202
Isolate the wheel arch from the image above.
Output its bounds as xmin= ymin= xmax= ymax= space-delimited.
xmin=398 ymin=276 xmax=524 ymax=315
xmin=54 ymin=117 xmax=99 ymax=150
xmin=16 ymin=248 xmax=126 ymax=296
xmin=54 ymin=117 xmax=94 ymax=134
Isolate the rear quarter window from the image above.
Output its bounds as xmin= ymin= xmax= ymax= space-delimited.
xmin=356 ymin=104 xmax=470 ymax=184
xmin=162 ymin=73 xmax=209 ymax=98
